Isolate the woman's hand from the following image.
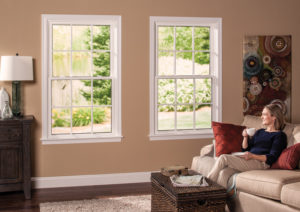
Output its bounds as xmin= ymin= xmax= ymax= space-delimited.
xmin=241 ymin=152 xmax=267 ymax=162
xmin=242 ymin=129 xmax=248 ymax=137
xmin=242 ymin=152 xmax=253 ymax=160
xmin=242 ymin=129 xmax=249 ymax=149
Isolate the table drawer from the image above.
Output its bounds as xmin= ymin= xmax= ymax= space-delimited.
xmin=0 ymin=126 xmax=22 ymax=143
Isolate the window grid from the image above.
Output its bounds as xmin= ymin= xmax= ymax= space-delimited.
xmin=50 ymin=24 xmax=112 ymax=135
xmin=156 ymin=25 xmax=212 ymax=132
xmin=192 ymin=27 xmax=195 ymax=129
xmin=173 ymin=27 xmax=177 ymax=129
xmin=70 ymin=24 xmax=73 ymax=133
xmin=90 ymin=26 xmax=95 ymax=133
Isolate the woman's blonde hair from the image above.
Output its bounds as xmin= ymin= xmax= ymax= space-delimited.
xmin=264 ymin=104 xmax=285 ymax=130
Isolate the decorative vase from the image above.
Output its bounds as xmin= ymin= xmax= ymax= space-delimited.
xmin=2 ymin=101 xmax=13 ymax=119
xmin=0 ymin=87 xmax=10 ymax=119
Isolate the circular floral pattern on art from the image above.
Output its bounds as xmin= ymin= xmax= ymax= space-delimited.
xmin=259 ymin=69 xmax=273 ymax=82
xmin=269 ymin=77 xmax=282 ymax=90
xmin=250 ymin=76 xmax=259 ymax=84
xmin=243 ymin=97 xmax=250 ymax=112
xmin=247 ymin=92 xmax=256 ymax=102
xmin=273 ymin=66 xmax=286 ymax=78
xmin=264 ymin=36 xmax=291 ymax=57
xmin=250 ymin=83 xmax=262 ymax=96
xmin=243 ymin=53 xmax=263 ymax=78
xmin=263 ymin=55 xmax=271 ymax=64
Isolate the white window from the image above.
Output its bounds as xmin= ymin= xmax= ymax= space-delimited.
xmin=149 ymin=17 xmax=222 ymax=141
xmin=41 ymin=15 xmax=122 ymax=144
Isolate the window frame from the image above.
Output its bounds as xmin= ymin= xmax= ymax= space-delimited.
xmin=149 ymin=16 xmax=222 ymax=141
xmin=41 ymin=14 xmax=122 ymax=144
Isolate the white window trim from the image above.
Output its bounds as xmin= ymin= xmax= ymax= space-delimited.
xmin=149 ymin=16 xmax=222 ymax=141
xmin=41 ymin=14 xmax=122 ymax=144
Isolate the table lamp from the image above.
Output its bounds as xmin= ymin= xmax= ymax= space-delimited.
xmin=0 ymin=54 xmax=33 ymax=116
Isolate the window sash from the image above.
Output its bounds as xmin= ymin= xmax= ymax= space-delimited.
xmin=41 ymin=15 xmax=122 ymax=144
xmin=157 ymin=25 xmax=210 ymax=76
xmin=155 ymin=77 xmax=213 ymax=132
xmin=149 ymin=17 xmax=222 ymax=140
xmin=51 ymin=24 xmax=112 ymax=135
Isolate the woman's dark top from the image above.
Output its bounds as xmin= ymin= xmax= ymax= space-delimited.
xmin=242 ymin=129 xmax=287 ymax=166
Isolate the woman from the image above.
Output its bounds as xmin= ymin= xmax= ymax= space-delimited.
xmin=207 ymin=104 xmax=287 ymax=182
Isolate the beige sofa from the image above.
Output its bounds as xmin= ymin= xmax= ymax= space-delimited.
xmin=191 ymin=115 xmax=300 ymax=212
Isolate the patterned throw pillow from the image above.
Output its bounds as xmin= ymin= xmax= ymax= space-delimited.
xmin=271 ymin=143 xmax=300 ymax=170
xmin=212 ymin=121 xmax=246 ymax=157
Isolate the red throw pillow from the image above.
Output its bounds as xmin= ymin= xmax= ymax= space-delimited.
xmin=212 ymin=121 xmax=246 ymax=157
xmin=271 ymin=143 xmax=300 ymax=170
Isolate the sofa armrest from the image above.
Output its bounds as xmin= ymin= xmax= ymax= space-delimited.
xmin=200 ymin=143 xmax=214 ymax=157
xmin=191 ymin=155 xmax=215 ymax=177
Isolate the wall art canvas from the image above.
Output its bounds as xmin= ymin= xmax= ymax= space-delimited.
xmin=243 ymin=35 xmax=291 ymax=121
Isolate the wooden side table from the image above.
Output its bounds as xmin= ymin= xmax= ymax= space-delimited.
xmin=0 ymin=116 xmax=34 ymax=199
xmin=151 ymin=172 xmax=227 ymax=211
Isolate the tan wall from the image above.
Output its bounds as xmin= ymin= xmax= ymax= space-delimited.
xmin=0 ymin=0 xmax=300 ymax=177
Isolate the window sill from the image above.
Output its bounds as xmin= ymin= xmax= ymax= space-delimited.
xmin=149 ymin=130 xmax=214 ymax=141
xmin=41 ymin=136 xmax=123 ymax=145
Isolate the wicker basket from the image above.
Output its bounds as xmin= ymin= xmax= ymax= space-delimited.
xmin=151 ymin=172 xmax=226 ymax=212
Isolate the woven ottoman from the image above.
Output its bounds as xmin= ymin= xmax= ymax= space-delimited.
xmin=151 ymin=172 xmax=226 ymax=212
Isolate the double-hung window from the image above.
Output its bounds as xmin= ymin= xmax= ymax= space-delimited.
xmin=150 ymin=17 xmax=222 ymax=140
xmin=41 ymin=15 xmax=121 ymax=144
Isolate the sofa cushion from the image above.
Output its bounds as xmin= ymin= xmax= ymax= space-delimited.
xmin=236 ymin=169 xmax=300 ymax=200
xmin=236 ymin=191 xmax=300 ymax=212
xmin=293 ymin=125 xmax=300 ymax=168
xmin=212 ymin=121 xmax=245 ymax=157
xmin=242 ymin=115 xmax=263 ymax=129
xmin=281 ymin=182 xmax=300 ymax=209
xmin=271 ymin=143 xmax=300 ymax=170
xmin=199 ymin=143 xmax=214 ymax=157
xmin=293 ymin=125 xmax=300 ymax=144
xmin=284 ymin=123 xmax=295 ymax=147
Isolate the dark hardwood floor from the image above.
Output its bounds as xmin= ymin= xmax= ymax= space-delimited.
xmin=0 ymin=182 xmax=151 ymax=212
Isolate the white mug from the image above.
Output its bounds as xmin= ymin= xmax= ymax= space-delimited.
xmin=246 ymin=128 xmax=256 ymax=136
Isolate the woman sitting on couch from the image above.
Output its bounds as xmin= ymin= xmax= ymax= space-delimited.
xmin=207 ymin=104 xmax=287 ymax=182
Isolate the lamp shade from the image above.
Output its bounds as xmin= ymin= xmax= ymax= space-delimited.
xmin=0 ymin=56 xmax=33 ymax=81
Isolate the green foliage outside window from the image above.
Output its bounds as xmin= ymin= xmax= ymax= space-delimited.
xmin=158 ymin=78 xmax=211 ymax=112
xmin=80 ymin=26 xmax=111 ymax=105
xmin=52 ymin=108 xmax=106 ymax=127
xmin=52 ymin=109 xmax=70 ymax=127
xmin=159 ymin=26 xmax=210 ymax=64
xmin=72 ymin=108 xmax=106 ymax=127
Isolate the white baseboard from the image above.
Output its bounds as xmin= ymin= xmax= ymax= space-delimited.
xmin=32 ymin=171 xmax=152 ymax=189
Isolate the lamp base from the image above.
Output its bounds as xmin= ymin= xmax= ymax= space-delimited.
xmin=12 ymin=81 xmax=21 ymax=117
xmin=13 ymin=112 xmax=21 ymax=117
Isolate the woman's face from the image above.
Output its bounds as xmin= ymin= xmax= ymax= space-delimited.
xmin=261 ymin=108 xmax=275 ymax=126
